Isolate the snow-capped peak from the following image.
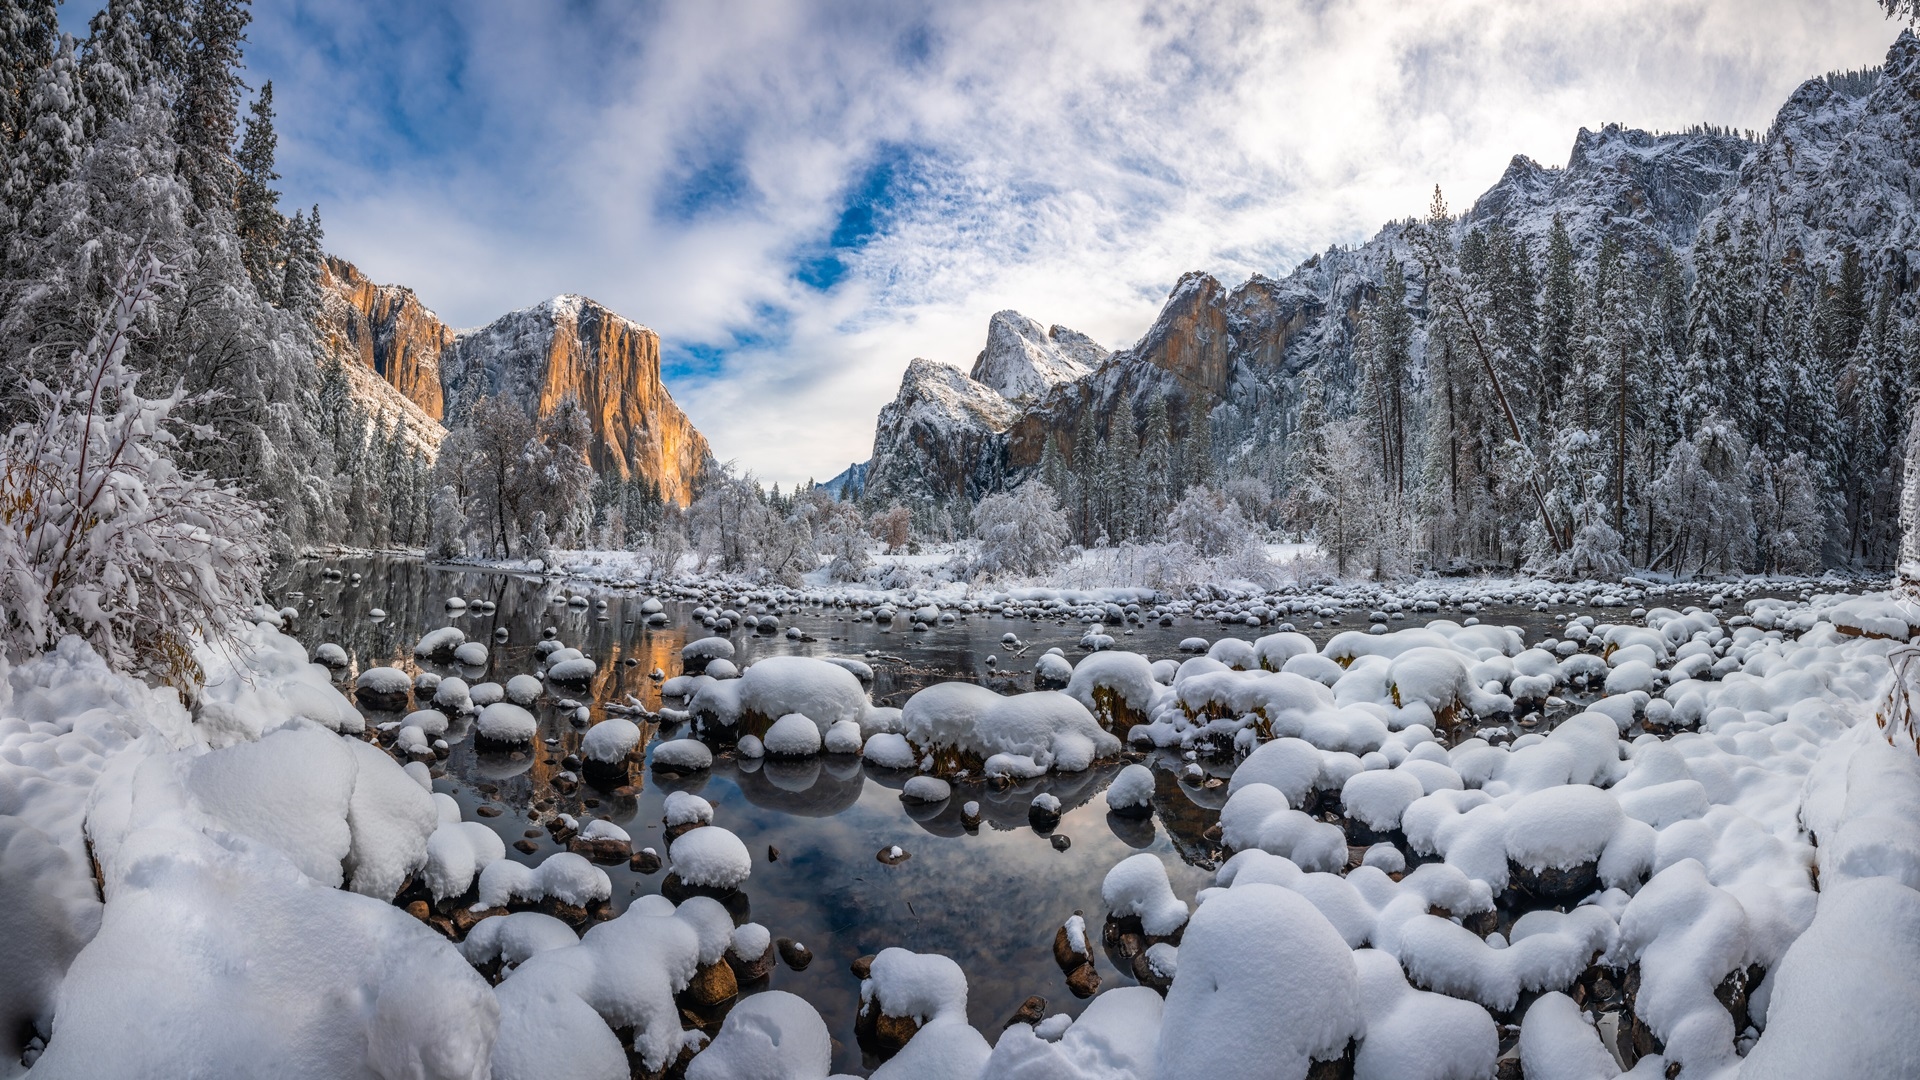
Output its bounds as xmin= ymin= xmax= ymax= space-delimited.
xmin=969 ymin=310 xmax=1107 ymax=403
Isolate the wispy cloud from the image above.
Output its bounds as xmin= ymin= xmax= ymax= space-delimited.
xmin=248 ymin=0 xmax=1899 ymax=486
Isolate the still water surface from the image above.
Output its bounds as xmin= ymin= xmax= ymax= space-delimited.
xmin=272 ymin=555 xmax=1721 ymax=1071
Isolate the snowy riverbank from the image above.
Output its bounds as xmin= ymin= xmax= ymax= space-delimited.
xmin=5 ymin=575 xmax=1919 ymax=1077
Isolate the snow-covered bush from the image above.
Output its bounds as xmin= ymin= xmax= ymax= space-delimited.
xmin=968 ymin=481 xmax=1070 ymax=578
xmin=0 ymin=252 xmax=268 ymax=681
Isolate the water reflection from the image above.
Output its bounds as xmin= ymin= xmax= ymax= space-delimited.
xmin=273 ymin=555 xmax=1727 ymax=1074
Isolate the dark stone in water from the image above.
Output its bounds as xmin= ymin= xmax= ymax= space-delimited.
xmin=877 ymin=845 xmax=911 ymax=865
xmin=475 ymin=804 xmax=502 ymax=818
xmin=767 ymin=845 xmax=780 ymax=862
xmin=630 ymin=848 xmax=661 ymax=874
xmin=1029 ymin=804 xmax=1061 ymax=833
xmin=778 ymin=938 xmax=813 ymax=971
xmin=512 ymin=839 xmax=538 ymax=854
xmin=1051 ymin=834 xmax=1071 ymax=851
xmin=1007 ymin=995 xmax=1048 ymax=1028
xmin=850 ymin=954 xmax=874 ymax=980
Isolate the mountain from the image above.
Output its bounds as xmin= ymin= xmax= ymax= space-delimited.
xmin=1704 ymin=39 xmax=1915 ymax=282
xmin=319 ymin=272 xmax=712 ymax=505
xmin=856 ymin=93 xmax=1789 ymax=512
xmin=438 ymin=295 xmax=711 ymax=505
xmin=863 ymin=357 xmax=1022 ymax=506
xmin=970 ymin=310 xmax=1107 ymax=402
xmin=319 ymin=258 xmax=453 ymax=420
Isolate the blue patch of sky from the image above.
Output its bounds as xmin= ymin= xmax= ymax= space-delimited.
xmin=662 ymin=302 xmax=794 ymax=383
xmin=653 ymin=134 xmax=757 ymax=223
xmin=793 ymin=142 xmax=927 ymax=291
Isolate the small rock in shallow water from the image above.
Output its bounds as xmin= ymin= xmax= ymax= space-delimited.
xmin=1051 ymin=834 xmax=1071 ymax=851
xmin=512 ymin=839 xmax=538 ymax=854
xmin=1007 ymin=996 xmax=1048 ymax=1028
xmin=777 ymin=938 xmax=813 ymax=971
xmin=630 ymin=848 xmax=661 ymax=874
xmin=850 ymin=954 xmax=874 ymax=980
xmin=877 ymin=845 xmax=910 ymax=865
xmin=475 ymin=804 xmax=502 ymax=818
xmin=767 ymin=845 xmax=780 ymax=862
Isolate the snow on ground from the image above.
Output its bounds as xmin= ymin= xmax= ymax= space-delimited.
xmin=3 ymin=581 xmax=1919 ymax=1077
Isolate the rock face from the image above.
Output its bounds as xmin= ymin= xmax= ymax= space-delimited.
xmin=1706 ymin=34 xmax=1919 ymax=283
xmin=863 ymin=358 xmax=1020 ymax=507
xmin=971 ymin=310 xmax=1106 ymax=402
xmin=438 ymin=295 xmax=711 ymax=505
xmin=319 ymin=263 xmax=714 ymax=504
xmin=319 ymin=258 xmax=453 ymax=420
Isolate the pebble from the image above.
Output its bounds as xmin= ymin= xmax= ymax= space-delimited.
xmin=1007 ymin=996 xmax=1048 ymax=1028
xmin=777 ymin=938 xmax=813 ymax=971
xmin=475 ymin=804 xmax=502 ymax=818
xmin=1050 ymin=834 xmax=1071 ymax=851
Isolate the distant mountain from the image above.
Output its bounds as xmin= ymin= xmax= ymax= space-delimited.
xmin=857 ymin=34 xmax=1915 ymax=547
xmin=819 ymin=460 xmax=869 ymax=501
xmin=319 ymin=268 xmax=712 ymax=504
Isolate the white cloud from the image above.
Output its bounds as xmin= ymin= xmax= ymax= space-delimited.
xmin=250 ymin=0 xmax=1901 ymax=486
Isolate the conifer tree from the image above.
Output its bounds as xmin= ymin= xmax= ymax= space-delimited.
xmin=234 ymin=79 xmax=281 ymax=300
xmin=175 ymin=0 xmax=248 ymax=210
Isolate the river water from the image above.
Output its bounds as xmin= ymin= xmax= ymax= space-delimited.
xmin=271 ymin=554 xmax=1741 ymax=1072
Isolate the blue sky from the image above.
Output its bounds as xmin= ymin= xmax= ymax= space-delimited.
xmin=220 ymin=0 xmax=1900 ymax=486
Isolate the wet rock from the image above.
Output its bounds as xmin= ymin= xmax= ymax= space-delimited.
xmin=475 ymin=804 xmax=502 ymax=818
xmin=961 ymin=801 xmax=983 ymax=829
xmin=778 ymin=938 xmax=813 ymax=971
xmin=877 ymin=845 xmax=911 ymax=865
xmin=512 ymin=839 xmax=538 ymax=854
xmin=1054 ymin=921 xmax=1092 ymax=971
xmin=767 ymin=845 xmax=780 ymax=862
xmin=683 ymin=959 xmax=738 ymax=1007
xmin=1029 ymin=795 xmax=1062 ymax=833
xmin=569 ymin=836 xmax=631 ymax=864
xmin=857 ymin=999 xmax=922 ymax=1053
xmin=405 ymin=900 xmax=431 ymax=921
xmin=1050 ymin=834 xmax=1071 ymax=851
xmin=630 ymin=847 xmax=662 ymax=874
xmin=1007 ymin=996 xmax=1048 ymax=1028
xmin=1065 ymin=962 xmax=1101 ymax=998
xmin=545 ymin=818 xmax=577 ymax=843
xmin=1130 ymin=948 xmax=1174 ymax=994
xmin=728 ymin=943 xmax=777 ymax=985
xmin=849 ymin=953 xmax=873 ymax=980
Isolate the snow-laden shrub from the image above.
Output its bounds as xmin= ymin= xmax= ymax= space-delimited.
xmin=0 ymin=252 xmax=268 ymax=681
xmin=969 ymin=481 xmax=1070 ymax=578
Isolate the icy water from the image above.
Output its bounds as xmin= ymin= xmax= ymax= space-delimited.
xmin=271 ymin=555 xmax=1736 ymax=1072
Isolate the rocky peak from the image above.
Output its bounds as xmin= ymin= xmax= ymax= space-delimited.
xmin=319 ymin=257 xmax=453 ymax=420
xmin=970 ymin=310 xmax=1107 ymax=402
xmin=439 ymin=293 xmax=711 ymax=505
xmin=862 ymin=358 xmax=1021 ymax=506
xmin=1465 ymin=123 xmax=1752 ymax=259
